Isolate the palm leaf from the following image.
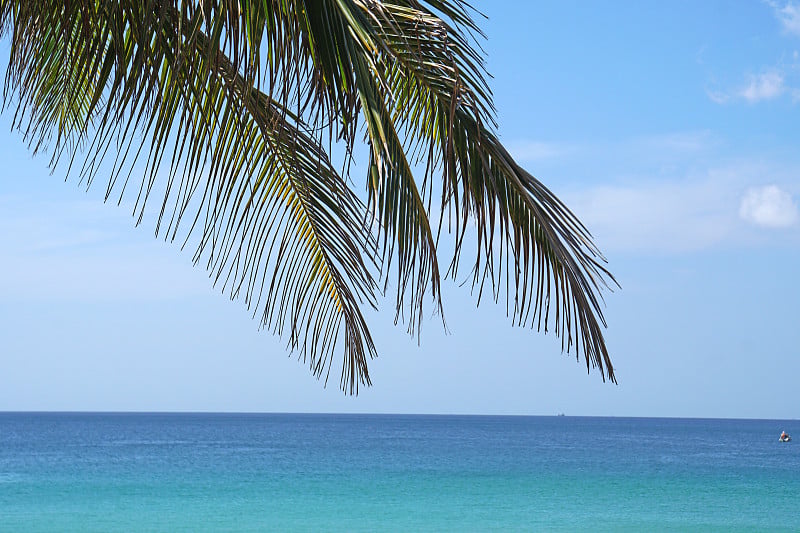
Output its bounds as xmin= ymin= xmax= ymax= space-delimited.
xmin=0 ymin=0 xmax=618 ymax=390
xmin=352 ymin=0 xmax=616 ymax=380
xmin=1 ymin=0 xmax=379 ymax=393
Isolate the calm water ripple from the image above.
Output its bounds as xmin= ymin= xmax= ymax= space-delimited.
xmin=1 ymin=413 xmax=799 ymax=531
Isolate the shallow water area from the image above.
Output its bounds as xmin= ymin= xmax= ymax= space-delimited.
xmin=1 ymin=413 xmax=799 ymax=531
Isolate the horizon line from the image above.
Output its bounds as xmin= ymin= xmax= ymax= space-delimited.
xmin=0 ymin=410 xmax=796 ymax=422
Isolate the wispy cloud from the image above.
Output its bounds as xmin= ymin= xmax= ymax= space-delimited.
xmin=706 ymin=89 xmax=730 ymax=105
xmin=739 ymin=185 xmax=799 ymax=227
xmin=740 ymin=71 xmax=785 ymax=101
xmin=564 ymin=177 xmax=736 ymax=253
xmin=561 ymin=161 xmax=800 ymax=253
xmin=0 ymin=194 xmax=209 ymax=301
xmin=633 ymin=131 xmax=717 ymax=153
xmin=770 ymin=1 xmax=800 ymax=36
xmin=708 ymin=1 xmax=800 ymax=105
xmin=709 ymin=71 xmax=786 ymax=104
xmin=508 ymin=131 xmax=717 ymax=169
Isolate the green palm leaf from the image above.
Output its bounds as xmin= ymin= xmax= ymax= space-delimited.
xmin=0 ymin=0 xmax=617 ymax=392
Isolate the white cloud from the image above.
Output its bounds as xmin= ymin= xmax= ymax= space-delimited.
xmin=706 ymin=89 xmax=730 ymax=105
xmin=740 ymin=71 xmax=785 ymax=102
xmin=711 ymin=2 xmax=800 ymax=105
xmin=565 ymin=178 xmax=735 ymax=253
xmin=559 ymin=157 xmax=800 ymax=253
xmin=772 ymin=1 xmax=800 ymax=36
xmin=739 ymin=185 xmax=799 ymax=227
xmin=708 ymin=71 xmax=788 ymax=105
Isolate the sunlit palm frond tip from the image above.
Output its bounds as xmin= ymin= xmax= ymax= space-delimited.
xmin=0 ymin=0 xmax=617 ymax=392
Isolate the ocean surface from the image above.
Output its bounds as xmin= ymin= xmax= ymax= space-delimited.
xmin=1 ymin=413 xmax=799 ymax=531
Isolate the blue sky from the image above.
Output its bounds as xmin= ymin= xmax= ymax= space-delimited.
xmin=1 ymin=2 xmax=799 ymax=418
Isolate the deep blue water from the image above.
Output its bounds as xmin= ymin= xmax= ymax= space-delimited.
xmin=1 ymin=413 xmax=799 ymax=531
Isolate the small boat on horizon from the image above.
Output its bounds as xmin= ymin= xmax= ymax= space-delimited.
xmin=780 ymin=431 xmax=791 ymax=442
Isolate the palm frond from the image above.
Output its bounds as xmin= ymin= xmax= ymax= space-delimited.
xmin=348 ymin=0 xmax=617 ymax=380
xmin=1 ymin=0 xmax=379 ymax=393
xmin=0 ymin=0 xmax=618 ymax=389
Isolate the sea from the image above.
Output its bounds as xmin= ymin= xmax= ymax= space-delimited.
xmin=1 ymin=413 xmax=799 ymax=531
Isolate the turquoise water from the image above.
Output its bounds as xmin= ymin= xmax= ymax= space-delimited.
xmin=1 ymin=413 xmax=799 ymax=531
